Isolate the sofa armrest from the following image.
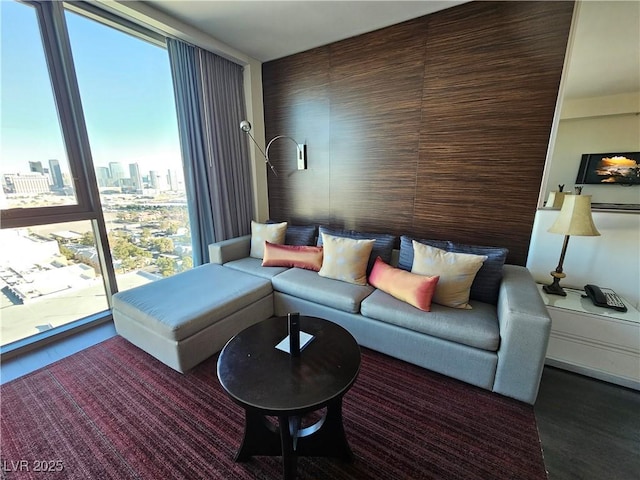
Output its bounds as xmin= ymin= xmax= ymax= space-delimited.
xmin=208 ymin=235 xmax=251 ymax=264
xmin=493 ymin=265 xmax=551 ymax=404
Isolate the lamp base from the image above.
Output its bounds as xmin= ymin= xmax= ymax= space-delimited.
xmin=543 ymin=276 xmax=567 ymax=296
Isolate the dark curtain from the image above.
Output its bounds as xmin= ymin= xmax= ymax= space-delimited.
xmin=167 ymin=39 xmax=254 ymax=265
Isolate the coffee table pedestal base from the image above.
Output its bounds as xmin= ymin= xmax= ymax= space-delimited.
xmin=235 ymin=398 xmax=353 ymax=480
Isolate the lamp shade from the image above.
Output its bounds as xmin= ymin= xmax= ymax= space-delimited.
xmin=545 ymin=191 xmax=566 ymax=209
xmin=548 ymin=194 xmax=600 ymax=236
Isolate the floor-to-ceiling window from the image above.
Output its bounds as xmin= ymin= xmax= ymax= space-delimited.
xmin=0 ymin=0 xmax=191 ymax=351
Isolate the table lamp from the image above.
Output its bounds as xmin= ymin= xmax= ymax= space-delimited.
xmin=543 ymin=192 xmax=600 ymax=296
xmin=545 ymin=184 xmax=566 ymax=209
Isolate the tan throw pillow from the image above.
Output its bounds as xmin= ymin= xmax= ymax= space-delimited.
xmin=250 ymin=221 xmax=287 ymax=259
xmin=318 ymin=233 xmax=375 ymax=286
xmin=411 ymin=241 xmax=487 ymax=309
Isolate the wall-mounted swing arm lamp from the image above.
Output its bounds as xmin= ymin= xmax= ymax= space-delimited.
xmin=240 ymin=120 xmax=307 ymax=176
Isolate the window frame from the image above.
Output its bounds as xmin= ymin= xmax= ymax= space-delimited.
xmin=1 ymin=0 xmax=97 ymax=228
xmin=0 ymin=0 xmax=180 ymax=356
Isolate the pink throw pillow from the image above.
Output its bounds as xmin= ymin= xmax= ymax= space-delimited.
xmin=368 ymin=256 xmax=439 ymax=311
xmin=262 ymin=242 xmax=324 ymax=271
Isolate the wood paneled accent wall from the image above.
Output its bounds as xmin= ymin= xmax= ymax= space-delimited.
xmin=262 ymin=1 xmax=574 ymax=265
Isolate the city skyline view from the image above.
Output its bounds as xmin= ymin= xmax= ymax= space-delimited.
xmin=1 ymin=0 xmax=182 ymax=177
xmin=4 ymin=157 xmax=185 ymax=190
xmin=1 ymin=1 xmax=192 ymax=349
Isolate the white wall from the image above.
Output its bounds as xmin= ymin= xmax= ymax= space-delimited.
xmin=542 ymin=93 xmax=640 ymax=205
xmin=530 ymin=93 xmax=640 ymax=309
xmin=530 ymin=1 xmax=640 ymax=311
xmin=531 ymin=92 xmax=640 ymax=308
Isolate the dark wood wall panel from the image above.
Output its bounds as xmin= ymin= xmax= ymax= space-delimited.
xmin=416 ymin=1 xmax=575 ymax=264
xmin=262 ymin=1 xmax=574 ymax=265
xmin=263 ymin=48 xmax=332 ymax=225
xmin=328 ymin=19 xmax=428 ymax=233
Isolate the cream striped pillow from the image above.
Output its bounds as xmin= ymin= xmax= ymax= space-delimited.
xmin=411 ymin=241 xmax=487 ymax=309
xmin=318 ymin=233 xmax=375 ymax=286
xmin=250 ymin=221 xmax=287 ymax=259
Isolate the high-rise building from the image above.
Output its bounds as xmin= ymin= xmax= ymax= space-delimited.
xmin=3 ymin=173 xmax=51 ymax=194
xmin=167 ymin=169 xmax=178 ymax=191
xmin=29 ymin=161 xmax=44 ymax=174
xmin=95 ymin=167 xmax=110 ymax=187
xmin=109 ymin=162 xmax=126 ymax=187
xmin=48 ymin=159 xmax=64 ymax=189
xmin=129 ymin=163 xmax=142 ymax=192
xmin=149 ymin=170 xmax=161 ymax=190
xmin=62 ymin=172 xmax=73 ymax=190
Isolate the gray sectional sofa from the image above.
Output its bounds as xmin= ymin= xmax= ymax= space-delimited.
xmin=113 ymin=228 xmax=552 ymax=405
xmin=213 ymin=234 xmax=551 ymax=405
xmin=112 ymin=263 xmax=274 ymax=373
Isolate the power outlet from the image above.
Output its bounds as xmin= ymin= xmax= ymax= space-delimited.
xmin=297 ymin=144 xmax=307 ymax=170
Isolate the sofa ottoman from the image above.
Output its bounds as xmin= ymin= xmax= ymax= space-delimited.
xmin=112 ymin=263 xmax=273 ymax=372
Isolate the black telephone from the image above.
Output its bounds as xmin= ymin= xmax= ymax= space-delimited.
xmin=583 ymin=284 xmax=627 ymax=312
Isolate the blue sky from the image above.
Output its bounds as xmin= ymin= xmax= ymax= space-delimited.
xmin=1 ymin=0 xmax=181 ymax=177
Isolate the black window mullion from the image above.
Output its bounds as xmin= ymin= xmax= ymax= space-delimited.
xmin=46 ymin=0 xmax=120 ymax=301
xmin=25 ymin=0 xmax=120 ymax=301
xmin=0 ymin=206 xmax=96 ymax=230
xmin=0 ymin=1 xmax=86 ymax=225
xmin=64 ymin=1 xmax=166 ymax=48
xmin=35 ymin=0 xmax=93 ymax=211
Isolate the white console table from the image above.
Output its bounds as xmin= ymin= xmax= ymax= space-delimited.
xmin=537 ymin=285 xmax=640 ymax=390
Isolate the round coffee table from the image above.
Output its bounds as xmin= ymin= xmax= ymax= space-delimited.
xmin=217 ymin=315 xmax=361 ymax=480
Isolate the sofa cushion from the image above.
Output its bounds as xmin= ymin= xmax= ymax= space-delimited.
xmin=398 ymin=235 xmax=450 ymax=271
xmin=112 ymin=264 xmax=272 ymax=342
xmin=224 ymin=257 xmax=289 ymax=279
xmin=411 ymin=242 xmax=487 ymax=310
xmin=285 ymin=224 xmax=317 ymax=246
xmin=360 ymin=289 xmax=500 ymax=351
xmin=262 ymin=242 xmax=323 ymax=271
xmin=318 ymin=233 xmax=375 ymax=286
xmin=272 ymin=267 xmax=374 ymax=314
xmin=368 ymin=256 xmax=439 ymax=311
xmin=448 ymin=242 xmax=509 ymax=305
xmin=317 ymin=226 xmax=397 ymax=273
xmin=267 ymin=221 xmax=317 ymax=246
xmin=399 ymin=236 xmax=508 ymax=305
xmin=250 ymin=221 xmax=287 ymax=259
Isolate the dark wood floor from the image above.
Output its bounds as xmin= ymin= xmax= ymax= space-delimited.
xmin=535 ymin=366 xmax=640 ymax=480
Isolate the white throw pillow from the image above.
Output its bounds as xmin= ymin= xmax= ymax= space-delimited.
xmin=411 ymin=241 xmax=487 ymax=309
xmin=318 ymin=233 xmax=375 ymax=286
xmin=250 ymin=221 xmax=287 ymax=259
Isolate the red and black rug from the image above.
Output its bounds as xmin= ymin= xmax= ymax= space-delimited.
xmin=1 ymin=336 xmax=547 ymax=479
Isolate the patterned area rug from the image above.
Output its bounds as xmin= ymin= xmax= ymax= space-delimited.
xmin=1 ymin=336 xmax=547 ymax=479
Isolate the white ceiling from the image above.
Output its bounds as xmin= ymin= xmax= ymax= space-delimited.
xmin=143 ymin=0 xmax=468 ymax=62
xmin=563 ymin=1 xmax=639 ymax=99
xmin=143 ymin=0 xmax=640 ymax=100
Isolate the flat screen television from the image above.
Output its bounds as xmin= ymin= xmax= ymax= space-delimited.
xmin=576 ymin=152 xmax=640 ymax=185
